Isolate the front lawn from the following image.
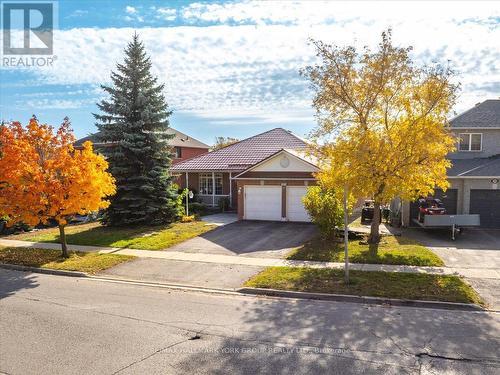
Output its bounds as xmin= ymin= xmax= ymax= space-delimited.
xmin=244 ymin=267 xmax=482 ymax=304
xmin=3 ymin=221 xmax=216 ymax=250
xmin=288 ymin=235 xmax=444 ymax=266
xmin=0 ymin=246 xmax=135 ymax=274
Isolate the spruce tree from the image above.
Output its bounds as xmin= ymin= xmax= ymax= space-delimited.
xmin=94 ymin=33 xmax=178 ymax=226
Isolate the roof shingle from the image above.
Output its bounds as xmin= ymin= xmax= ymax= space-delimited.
xmin=450 ymin=99 xmax=500 ymax=128
xmin=74 ymin=128 xmax=209 ymax=149
xmin=171 ymin=128 xmax=308 ymax=171
xmin=448 ymin=155 xmax=500 ymax=177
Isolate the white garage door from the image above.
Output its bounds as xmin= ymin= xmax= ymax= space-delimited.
xmin=287 ymin=186 xmax=311 ymax=222
xmin=245 ymin=186 xmax=282 ymax=221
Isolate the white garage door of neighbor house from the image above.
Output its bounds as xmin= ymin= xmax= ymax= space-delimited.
xmin=245 ymin=186 xmax=282 ymax=221
xmin=287 ymin=186 xmax=311 ymax=222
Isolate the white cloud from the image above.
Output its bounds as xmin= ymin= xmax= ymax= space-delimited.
xmin=3 ymin=1 xmax=499 ymax=119
xmin=125 ymin=6 xmax=137 ymax=15
xmin=156 ymin=7 xmax=177 ymax=21
xmin=179 ymin=1 xmax=499 ymax=26
xmin=22 ymin=98 xmax=96 ymax=109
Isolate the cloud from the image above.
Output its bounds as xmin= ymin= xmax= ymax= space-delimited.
xmin=179 ymin=1 xmax=499 ymax=26
xmin=156 ymin=7 xmax=177 ymax=21
xmin=2 ymin=1 xmax=499 ymax=119
xmin=125 ymin=6 xmax=137 ymax=15
xmin=67 ymin=9 xmax=88 ymax=18
xmin=22 ymin=98 xmax=96 ymax=109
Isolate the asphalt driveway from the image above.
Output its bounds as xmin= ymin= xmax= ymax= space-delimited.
xmin=404 ymin=228 xmax=500 ymax=309
xmin=99 ymin=258 xmax=264 ymax=289
xmin=404 ymin=228 xmax=500 ymax=268
xmin=167 ymin=220 xmax=318 ymax=258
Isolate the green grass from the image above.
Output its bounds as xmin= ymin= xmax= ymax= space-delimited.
xmin=4 ymin=221 xmax=217 ymax=250
xmin=0 ymin=246 xmax=135 ymax=274
xmin=245 ymin=267 xmax=483 ymax=305
xmin=287 ymin=235 xmax=444 ymax=266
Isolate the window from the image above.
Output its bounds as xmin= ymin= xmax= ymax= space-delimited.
xmin=173 ymin=146 xmax=182 ymax=159
xmin=199 ymin=173 xmax=223 ymax=195
xmin=459 ymin=133 xmax=482 ymax=151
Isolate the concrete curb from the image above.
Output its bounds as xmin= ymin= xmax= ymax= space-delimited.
xmin=87 ymin=275 xmax=242 ymax=296
xmin=0 ymin=265 xmax=489 ymax=312
xmin=238 ymin=287 xmax=486 ymax=312
xmin=0 ymin=263 xmax=88 ymax=277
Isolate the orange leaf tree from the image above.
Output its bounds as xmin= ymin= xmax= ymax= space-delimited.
xmin=0 ymin=117 xmax=116 ymax=257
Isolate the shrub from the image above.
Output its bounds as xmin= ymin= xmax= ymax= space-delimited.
xmin=303 ymin=185 xmax=351 ymax=238
xmin=180 ymin=215 xmax=196 ymax=223
xmin=188 ymin=202 xmax=208 ymax=215
xmin=174 ymin=188 xmax=187 ymax=219
xmin=218 ymin=197 xmax=231 ymax=212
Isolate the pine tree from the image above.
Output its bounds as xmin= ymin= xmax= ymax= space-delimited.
xmin=94 ymin=33 xmax=178 ymax=226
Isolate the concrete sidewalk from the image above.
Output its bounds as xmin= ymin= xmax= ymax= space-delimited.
xmin=1 ymin=238 xmax=499 ymax=280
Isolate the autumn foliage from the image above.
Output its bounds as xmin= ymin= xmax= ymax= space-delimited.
xmin=0 ymin=117 xmax=115 ymax=256
xmin=303 ymin=30 xmax=458 ymax=243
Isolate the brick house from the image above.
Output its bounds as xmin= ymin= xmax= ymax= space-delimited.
xmin=74 ymin=127 xmax=209 ymax=164
xmin=171 ymin=128 xmax=318 ymax=222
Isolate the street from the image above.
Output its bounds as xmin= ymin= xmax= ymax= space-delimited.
xmin=0 ymin=269 xmax=499 ymax=375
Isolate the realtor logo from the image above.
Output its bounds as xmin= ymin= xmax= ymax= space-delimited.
xmin=2 ymin=1 xmax=54 ymax=55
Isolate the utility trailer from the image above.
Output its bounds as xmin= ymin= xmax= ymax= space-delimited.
xmin=412 ymin=214 xmax=481 ymax=240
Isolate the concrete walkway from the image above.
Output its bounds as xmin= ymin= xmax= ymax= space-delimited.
xmin=1 ymin=238 xmax=499 ymax=280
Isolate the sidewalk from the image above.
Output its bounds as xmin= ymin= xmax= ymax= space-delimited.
xmin=2 ymin=238 xmax=499 ymax=280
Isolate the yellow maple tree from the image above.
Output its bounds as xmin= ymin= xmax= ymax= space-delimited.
xmin=0 ymin=117 xmax=116 ymax=257
xmin=303 ymin=30 xmax=458 ymax=243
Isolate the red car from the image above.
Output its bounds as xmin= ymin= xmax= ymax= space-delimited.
xmin=417 ymin=198 xmax=446 ymax=222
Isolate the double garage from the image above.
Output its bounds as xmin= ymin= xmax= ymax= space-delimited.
xmin=243 ymin=185 xmax=311 ymax=222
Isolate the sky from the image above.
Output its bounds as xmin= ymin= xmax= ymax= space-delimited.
xmin=0 ymin=0 xmax=499 ymax=145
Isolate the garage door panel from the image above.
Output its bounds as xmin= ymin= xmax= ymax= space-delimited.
xmin=470 ymin=189 xmax=500 ymax=228
xmin=287 ymin=186 xmax=311 ymax=222
xmin=245 ymin=186 xmax=282 ymax=221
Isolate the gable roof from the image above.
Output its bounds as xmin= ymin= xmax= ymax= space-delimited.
xmin=450 ymin=99 xmax=500 ymax=128
xmin=448 ymin=155 xmax=500 ymax=177
xmin=171 ymin=128 xmax=308 ymax=172
xmin=233 ymin=149 xmax=318 ymax=178
xmin=74 ymin=127 xmax=209 ymax=149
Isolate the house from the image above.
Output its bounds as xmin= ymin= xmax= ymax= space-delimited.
xmin=74 ymin=127 xmax=209 ymax=164
xmin=401 ymin=99 xmax=500 ymax=228
xmin=171 ymin=128 xmax=319 ymax=222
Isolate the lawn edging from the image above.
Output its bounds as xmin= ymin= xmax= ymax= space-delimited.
xmin=0 ymin=263 xmax=88 ymax=277
xmin=238 ymin=287 xmax=485 ymax=311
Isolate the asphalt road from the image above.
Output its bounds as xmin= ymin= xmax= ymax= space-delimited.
xmin=1 ymin=269 xmax=499 ymax=375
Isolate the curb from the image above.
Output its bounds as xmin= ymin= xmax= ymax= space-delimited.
xmin=238 ymin=287 xmax=486 ymax=312
xmin=87 ymin=275 xmax=242 ymax=296
xmin=0 ymin=265 xmax=489 ymax=312
xmin=0 ymin=263 xmax=88 ymax=278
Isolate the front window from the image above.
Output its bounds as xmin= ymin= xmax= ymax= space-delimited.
xmin=459 ymin=133 xmax=482 ymax=151
xmin=173 ymin=146 xmax=182 ymax=159
xmin=199 ymin=173 xmax=223 ymax=195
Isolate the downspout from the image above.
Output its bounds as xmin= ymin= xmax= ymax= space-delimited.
xmin=212 ymin=171 xmax=215 ymax=207
xmin=229 ymin=172 xmax=232 ymax=208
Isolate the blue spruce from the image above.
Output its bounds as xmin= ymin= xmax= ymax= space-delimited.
xmin=94 ymin=33 xmax=178 ymax=226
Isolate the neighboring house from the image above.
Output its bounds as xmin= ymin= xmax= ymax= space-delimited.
xmin=74 ymin=127 xmax=209 ymax=164
xmin=171 ymin=128 xmax=319 ymax=222
xmin=401 ymin=99 xmax=500 ymax=228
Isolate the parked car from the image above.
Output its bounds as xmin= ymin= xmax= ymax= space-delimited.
xmin=360 ymin=200 xmax=382 ymax=224
xmin=417 ymin=197 xmax=446 ymax=222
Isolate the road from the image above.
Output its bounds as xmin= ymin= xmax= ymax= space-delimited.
xmin=1 ymin=269 xmax=499 ymax=375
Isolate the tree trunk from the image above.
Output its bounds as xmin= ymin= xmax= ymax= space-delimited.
xmin=368 ymin=202 xmax=381 ymax=244
xmin=59 ymin=225 xmax=69 ymax=258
